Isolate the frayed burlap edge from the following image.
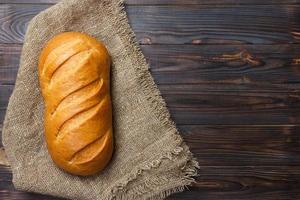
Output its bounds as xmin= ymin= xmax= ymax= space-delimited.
xmin=106 ymin=1 xmax=199 ymax=199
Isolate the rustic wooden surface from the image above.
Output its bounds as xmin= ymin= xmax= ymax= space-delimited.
xmin=1 ymin=0 xmax=300 ymax=200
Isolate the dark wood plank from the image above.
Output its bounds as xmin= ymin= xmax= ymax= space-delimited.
xmin=180 ymin=125 xmax=300 ymax=166
xmin=1 ymin=165 xmax=300 ymax=200
xmin=1 ymin=125 xmax=300 ymax=166
xmin=0 ymin=4 xmax=49 ymax=44
xmin=1 ymin=0 xmax=300 ymax=5
xmin=0 ymin=165 xmax=13 ymax=190
xmin=2 ymin=43 xmax=300 ymax=87
xmin=171 ymin=166 xmax=300 ymax=200
xmin=166 ymin=91 xmax=300 ymax=125
xmin=0 ymin=112 xmax=5 ymax=129
xmin=128 ymin=5 xmax=300 ymax=44
xmin=0 ymin=85 xmax=13 ymax=126
xmin=1 ymin=84 xmax=300 ymax=125
xmin=0 ymin=4 xmax=299 ymax=44
xmin=0 ymin=86 xmax=13 ymax=108
xmin=0 ymin=44 xmax=20 ymax=85
xmin=144 ymin=44 xmax=300 ymax=86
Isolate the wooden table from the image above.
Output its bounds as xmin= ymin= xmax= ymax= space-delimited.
xmin=1 ymin=0 xmax=300 ymax=199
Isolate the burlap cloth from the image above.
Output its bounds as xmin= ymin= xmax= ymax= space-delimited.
xmin=1 ymin=0 xmax=199 ymax=199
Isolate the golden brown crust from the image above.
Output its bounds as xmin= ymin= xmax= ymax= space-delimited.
xmin=39 ymin=32 xmax=113 ymax=176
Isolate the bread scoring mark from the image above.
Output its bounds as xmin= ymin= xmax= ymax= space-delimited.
xmin=55 ymin=91 xmax=107 ymax=138
xmin=50 ymin=78 xmax=103 ymax=116
xmin=68 ymin=128 xmax=111 ymax=165
xmin=48 ymin=48 xmax=93 ymax=84
xmin=42 ymin=39 xmax=87 ymax=78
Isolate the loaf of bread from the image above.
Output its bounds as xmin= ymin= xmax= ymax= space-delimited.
xmin=38 ymin=32 xmax=113 ymax=176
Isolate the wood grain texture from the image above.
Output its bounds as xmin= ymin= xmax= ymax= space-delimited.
xmin=2 ymin=43 xmax=300 ymax=87
xmin=180 ymin=125 xmax=300 ymax=166
xmin=0 ymin=4 xmax=300 ymax=44
xmin=172 ymin=166 xmax=300 ymax=200
xmin=128 ymin=5 xmax=300 ymax=45
xmin=144 ymin=44 xmax=300 ymax=86
xmin=1 ymin=0 xmax=300 ymax=5
xmin=0 ymin=44 xmax=20 ymax=85
xmin=1 ymin=125 xmax=300 ymax=166
xmin=166 ymin=91 xmax=300 ymax=125
xmin=0 ymin=85 xmax=13 ymax=125
xmin=1 ymin=84 xmax=300 ymax=125
xmin=1 ymin=44 xmax=300 ymax=125
xmin=1 ymin=165 xmax=300 ymax=200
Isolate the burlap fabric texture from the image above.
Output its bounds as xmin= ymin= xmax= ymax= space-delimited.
xmin=2 ymin=0 xmax=199 ymax=199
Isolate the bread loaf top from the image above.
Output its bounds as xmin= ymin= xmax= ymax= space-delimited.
xmin=39 ymin=32 xmax=113 ymax=176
